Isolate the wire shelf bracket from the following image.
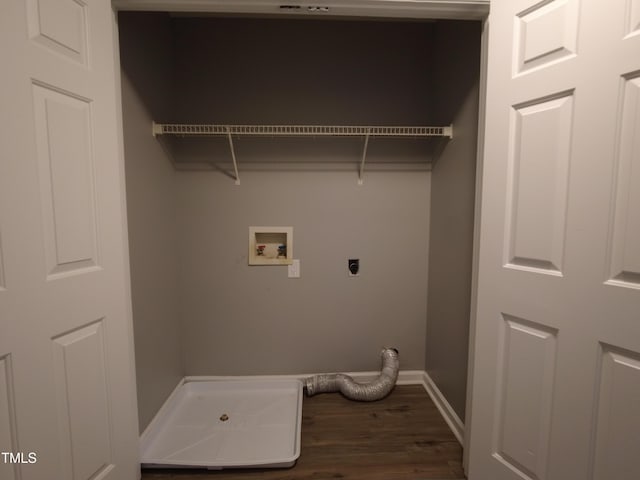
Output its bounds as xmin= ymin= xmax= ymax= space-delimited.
xmin=152 ymin=122 xmax=453 ymax=184
xmin=226 ymin=127 xmax=241 ymax=185
xmin=358 ymin=132 xmax=370 ymax=186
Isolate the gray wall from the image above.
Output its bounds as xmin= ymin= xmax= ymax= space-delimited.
xmin=177 ymin=169 xmax=430 ymax=374
xmin=426 ymin=20 xmax=481 ymax=421
xmin=171 ymin=18 xmax=434 ymax=125
xmin=170 ymin=17 xmax=434 ymax=374
xmin=119 ymin=13 xmax=184 ymax=432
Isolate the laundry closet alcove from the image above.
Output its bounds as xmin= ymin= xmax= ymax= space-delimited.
xmin=118 ymin=9 xmax=481 ymax=469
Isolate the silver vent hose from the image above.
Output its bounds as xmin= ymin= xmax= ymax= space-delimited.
xmin=304 ymin=348 xmax=399 ymax=401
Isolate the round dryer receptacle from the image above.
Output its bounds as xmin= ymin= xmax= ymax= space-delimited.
xmin=348 ymin=259 xmax=359 ymax=276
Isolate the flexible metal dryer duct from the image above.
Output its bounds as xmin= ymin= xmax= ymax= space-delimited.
xmin=304 ymin=348 xmax=400 ymax=401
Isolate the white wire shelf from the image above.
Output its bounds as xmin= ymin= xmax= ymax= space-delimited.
xmin=151 ymin=121 xmax=453 ymax=185
xmin=152 ymin=122 xmax=453 ymax=138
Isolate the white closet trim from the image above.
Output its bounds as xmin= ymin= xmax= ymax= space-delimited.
xmin=114 ymin=0 xmax=490 ymax=21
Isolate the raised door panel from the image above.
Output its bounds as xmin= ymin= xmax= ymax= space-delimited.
xmin=626 ymin=0 xmax=640 ymax=37
xmin=52 ymin=320 xmax=113 ymax=480
xmin=494 ymin=315 xmax=557 ymax=480
xmin=505 ymin=92 xmax=573 ymax=275
xmin=514 ymin=0 xmax=579 ymax=75
xmin=607 ymin=73 xmax=640 ymax=288
xmin=0 ymin=355 xmax=19 ymax=480
xmin=591 ymin=345 xmax=640 ymax=479
xmin=27 ymin=0 xmax=88 ymax=65
xmin=32 ymin=83 xmax=99 ymax=280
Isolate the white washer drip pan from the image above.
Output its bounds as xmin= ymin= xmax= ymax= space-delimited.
xmin=140 ymin=379 xmax=303 ymax=469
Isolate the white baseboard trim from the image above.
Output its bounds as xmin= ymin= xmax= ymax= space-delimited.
xmin=184 ymin=369 xmax=427 ymax=385
xmin=420 ymin=371 xmax=465 ymax=445
xmin=144 ymin=371 xmax=464 ymax=447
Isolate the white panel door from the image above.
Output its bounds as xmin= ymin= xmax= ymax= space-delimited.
xmin=469 ymin=1 xmax=640 ymax=480
xmin=0 ymin=1 xmax=139 ymax=479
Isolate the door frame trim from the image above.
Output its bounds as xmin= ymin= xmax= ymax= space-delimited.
xmin=114 ymin=0 xmax=489 ymax=20
xmin=463 ymin=14 xmax=489 ymax=476
xmin=111 ymin=1 xmax=490 ymax=475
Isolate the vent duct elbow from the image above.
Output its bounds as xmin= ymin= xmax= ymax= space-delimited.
xmin=304 ymin=348 xmax=399 ymax=401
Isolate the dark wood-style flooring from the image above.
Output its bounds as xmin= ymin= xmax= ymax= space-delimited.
xmin=141 ymin=385 xmax=465 ymax=480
